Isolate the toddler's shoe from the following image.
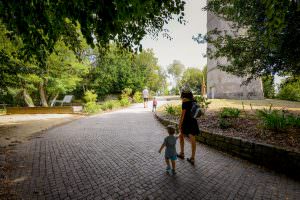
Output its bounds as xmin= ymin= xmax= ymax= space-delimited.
xmin=172 ymin=169 xmax=176 ymax=175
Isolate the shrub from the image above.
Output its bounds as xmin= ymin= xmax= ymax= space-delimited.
xmin=256 ymin=109 xmax=288 ymax=132
xmin=121 ymin=88 xmax=132 ymax=99
xmin=220 ymin=107 xmax=240 ymax=118
xmin=165 ymin=104 xmax=181 ymax=116
xmin=277 ymin=79 xmax=300 ymax=101
xmin=120 ymin=98 xmax=130 ymax=106
xmin=84 ymin=102 xmax=101 ymax=114
xmin=194 ymin=95 xmax=211 ymax=112
xmin=219 ymin=118 xmax=232 ymax=129
xmin=286 ymin=114 xmax=300 ymax=128
xmin=133 ymin=91 xmax=143 ymax=103
xmin=83 ymin=90 xmax=97 ymax=103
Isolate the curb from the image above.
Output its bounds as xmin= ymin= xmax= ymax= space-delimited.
xmin=155 ymin=113 xmax=300 ymax=180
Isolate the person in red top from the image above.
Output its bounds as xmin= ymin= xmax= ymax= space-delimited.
xmin=152 ymin=97 xmax=158 ymax=112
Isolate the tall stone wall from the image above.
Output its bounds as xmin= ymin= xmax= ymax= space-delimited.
xmin=206 ymin=11 xmax=264 ymax=99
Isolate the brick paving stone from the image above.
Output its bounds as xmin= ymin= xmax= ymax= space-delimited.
xmin=6 ymin=104 xmax=300 ymax=199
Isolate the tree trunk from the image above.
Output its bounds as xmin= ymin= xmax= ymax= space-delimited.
xmin=39 ymin=81 xmax=48 ymax=107
xmin=23 ymin=89 xmax=35 ymax=107
xmin=50 ymin=92 xmax=59 ymax=107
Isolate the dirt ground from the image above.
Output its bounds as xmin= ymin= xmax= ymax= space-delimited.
xmin=0 ymin=114 xmax=83 ymax=148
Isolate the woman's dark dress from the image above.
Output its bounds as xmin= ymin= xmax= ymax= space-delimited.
xmin=181 ymin=100 xmax=200 ymax=136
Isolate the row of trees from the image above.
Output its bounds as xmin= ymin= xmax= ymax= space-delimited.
xmin=0 ymin=22 xmax=168 ymax=106
xmin=0 ymin=0 xmax=186 ymax=107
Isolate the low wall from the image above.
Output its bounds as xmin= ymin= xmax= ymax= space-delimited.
xmin=155 ymin=113 xmax=300 ymax=179
xmin=6 ymin=106 xmax=75 ymax=114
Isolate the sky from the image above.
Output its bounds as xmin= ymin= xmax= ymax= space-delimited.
xmin=141 ymin=0 xmax=207 ymax=70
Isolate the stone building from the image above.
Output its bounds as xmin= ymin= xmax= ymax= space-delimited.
xmin=206 ymin=11 xmax=264 ymax=100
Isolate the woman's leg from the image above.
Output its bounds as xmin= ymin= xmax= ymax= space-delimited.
xmin=179 ymin=134 xmax=185 ymax=156
xmin=189 ymin=134 xmax=196 ymax=160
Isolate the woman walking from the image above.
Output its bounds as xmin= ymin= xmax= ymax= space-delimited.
xmin=177 ymin=86 xmax=200 ymax=165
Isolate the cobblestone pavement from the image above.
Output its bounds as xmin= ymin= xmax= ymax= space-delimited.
xmin=7 ymin=104 xmax=300 ymax=199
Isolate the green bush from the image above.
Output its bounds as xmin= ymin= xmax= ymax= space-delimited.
xmin=83 ymin=90 xmax=97 ymax=102
xmin=133 ymin=91 xmax=143 ymax=103
xmin=220 ymin=107 xmax=240 ymax=118
xmin=121 ymin=88 xmax=132 ymax=99
xmin=120 ymin=98 xmax=130 ymax=106
xmin=286 ymin=114 xmax=300 ymax=128
xmin=194 ymin=95 xmax=211 ymax=111
xmin=219 ymin=118 xmax=232 ymax=129
xmin=101 ymin=100 xmax=121 ymax=110
xmin=277 ymin=79 xmax=300 ymax=101
xmin=84 ymin=102 xmax=101 ymax=114
xmin=256 ymin=109 xmax=288 ymax=132
xmin=165 ymin=104 xmax=181 ymax=116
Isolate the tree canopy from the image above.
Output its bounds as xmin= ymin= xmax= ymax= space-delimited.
xmin=0 ymin=0 xmax=185 ymax=63
xmin=195 ymin=0 xmax=300 ymax=81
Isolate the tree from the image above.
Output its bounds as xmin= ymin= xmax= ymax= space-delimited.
xmin=180 ymin=68 xmax=203 ymax=94
xmin=0 ymin=23 xmax=39 ymax=107
xmin=262 ymin=75 xmax=275 ymax=98
xmin=167 ymin=60 xmax=185 ymax=90
xmin=277 ymin=77 xmax=300 ymax=101
xmin=195 ymin=0 xmax=300 ymax=81
xmin=0 ymin=22 xmax=90 ymax=106
xmin=0 ymin=0 xmax=185 ymax=64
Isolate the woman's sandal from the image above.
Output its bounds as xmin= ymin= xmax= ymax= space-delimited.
xmin=177 ymin=153 xmax=185 ymax=159
xmin=187 ymin=158 xmax=195 ymax=165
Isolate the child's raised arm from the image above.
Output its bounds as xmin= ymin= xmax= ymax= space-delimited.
xmin=158 ymin=143 xmax=165 ymax=154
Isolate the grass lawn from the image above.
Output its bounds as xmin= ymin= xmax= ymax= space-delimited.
xmin=208 ymin=99 xmax=300 ymax=112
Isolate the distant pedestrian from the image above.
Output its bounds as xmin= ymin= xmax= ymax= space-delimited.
xmin=152 ymin=97 xmax=157 ymax=112
xmin=158 ymin=125 xmax=178 ymax=175
xmin=177 ymin=86 xmax=200 ymax=165
xmin=142 ymin=88 xmax=149 ymax=108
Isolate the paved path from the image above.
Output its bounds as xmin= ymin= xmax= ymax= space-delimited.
xmin=8 ymin=104 xmax=300 ymax=199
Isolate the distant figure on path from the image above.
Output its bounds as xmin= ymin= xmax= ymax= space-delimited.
xmin=152 ymin=97 xmax=157 ymax=112
xmin=158 ymin=125 xmax=178 ymax=175
xmin=142 ymin=88 xmax=149 ymax=108
xmin=177 ymin=86 xmax=200 ymax=165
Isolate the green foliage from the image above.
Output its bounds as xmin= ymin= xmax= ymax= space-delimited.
xmin=277 ymin=78 xmax=300 ymax=101
xmin=83 ymin=90 xmax=97 ymax=103
xmin=87 ymin=46 xmax=167 ymax=97
xmin=219 ymin=118 xmax=232 ymax=129
xmin=196 ymin=0 xmax=300 ymax=79
xmin=180 ymin=68 xmax=203 ymax=94
xmin=286 ymin=115 xmax=300 ymax=128
xmin=194 ymin=95 xmax=211 ymax=111
xmin=121 ymin=88 xmax=132 ymax=99
xmin=218 ymin=107 xmax=240 ymax=129
xmin=84 ymin=102 xmax=101 ymax=114
xmin=256 ymin=109 xmax=288 ymax=132
xmin=262 ymin=75 xmax=275 ymax=98
xmin=100 ymin=100 xmax=121 ymax=111
xmin=165 ymin=104 xmax=181 ymax=116
xmin=119 ymin=98 xmax=130 ymax=107
xmin=133 ymin=92 xmax=143 ymax=103
xmin=0 ymin=0 xmax=185 ymax=64
xmin=220 ymin=108 xmax=241 ymax=118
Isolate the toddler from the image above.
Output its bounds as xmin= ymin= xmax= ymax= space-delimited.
xmin=152 ymin=97 xmax=157 ymax=112
xmin=158 ymin=125 xmax=178 ymax=175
